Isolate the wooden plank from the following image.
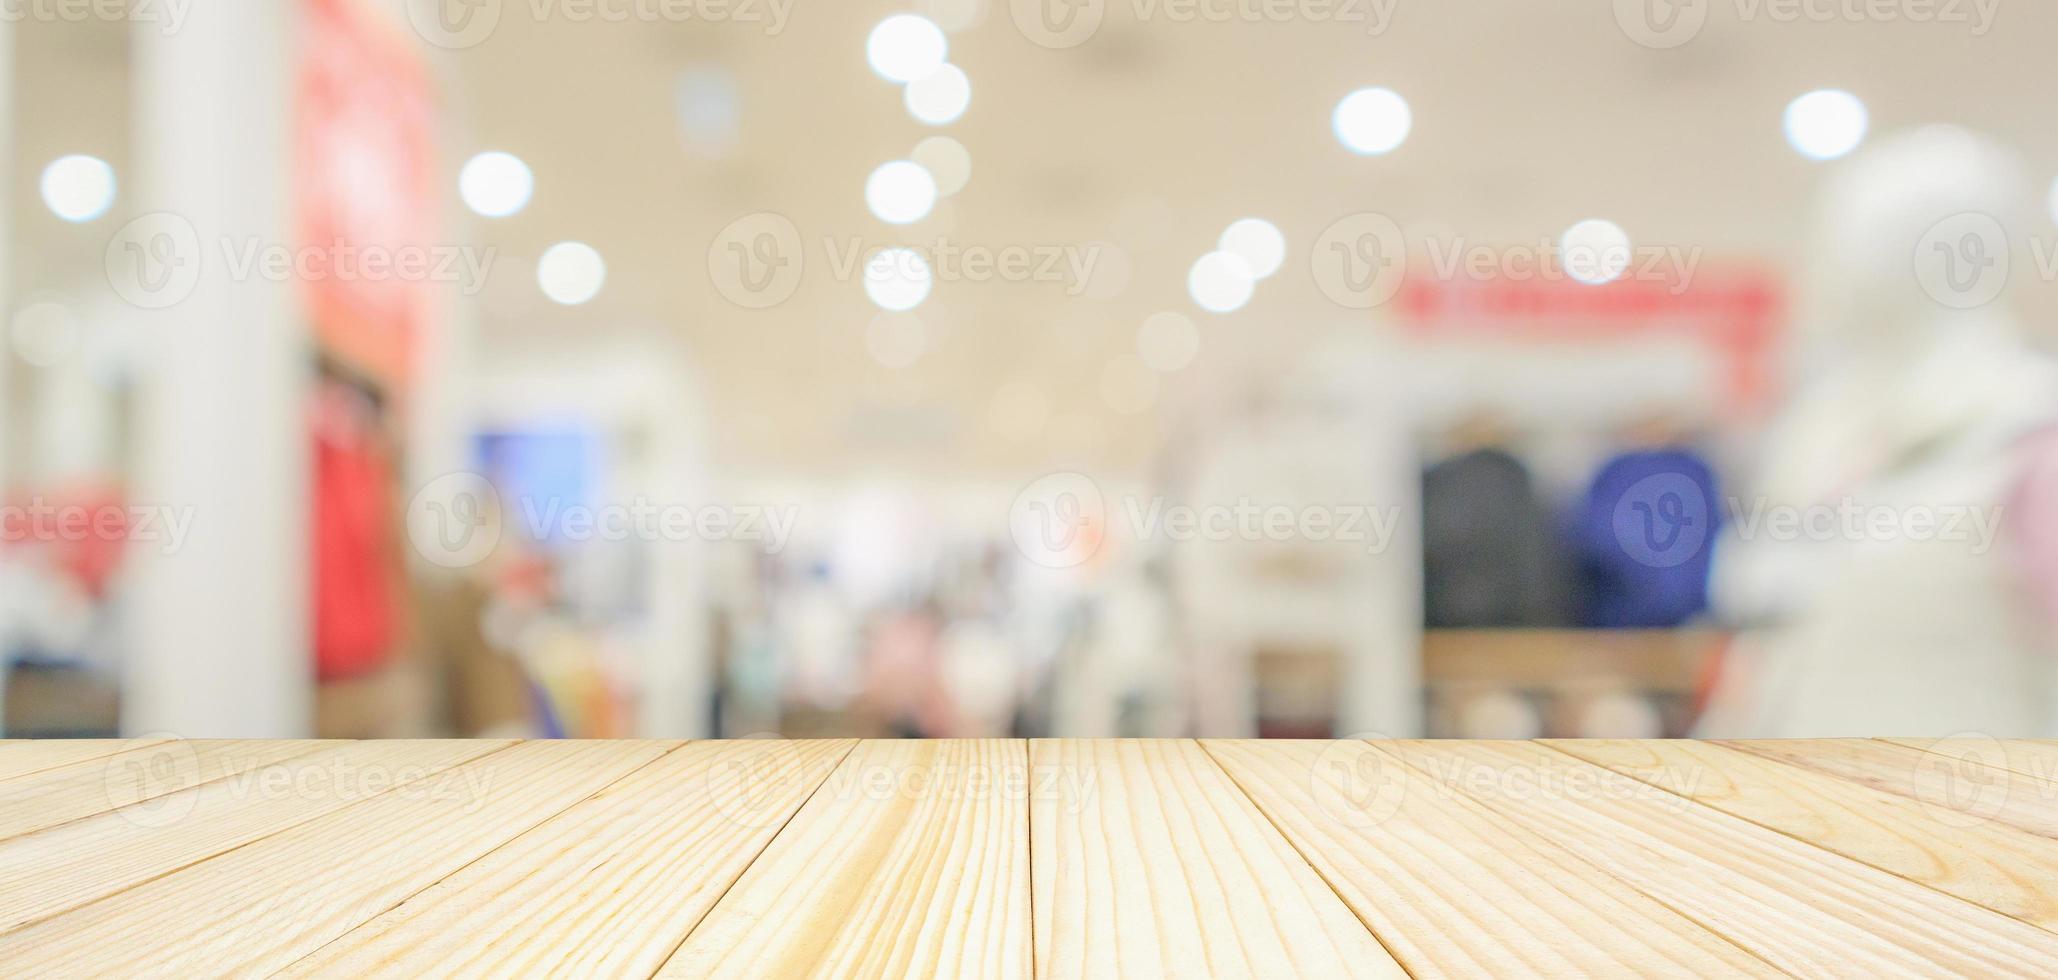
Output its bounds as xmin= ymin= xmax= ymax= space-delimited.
xmin=0 ymin=739 xmax=168 ymax=784
xmin=285 ymin=738 xmax=854 ymax=977
xmin=1029 ymin=739 xmax=1403 ymax=979
xmin=1203 ymin=739 xmax=1777 ymax=976
xmin=0 ymin=740 xmax=675 ymax=976
xmin=0 ymin=739 xmax=336 ymax=842
xmin=1882 ymin=737 xmax=2058 ymax=784
xmin=1381 ymin=741 xmax=2058 ymax=975
xmin=658 ymin=739 xmax=1032 ymax=978
xmin=1551 ymin=738 xmax=2058 ymax=930
xmin=1874 ymin=737 xmax=2058 ymax=829
xmin=0 ymin=739 xmax=511 ymax=933
xmin=1725 ymin=738 xmax=2058 ymax=842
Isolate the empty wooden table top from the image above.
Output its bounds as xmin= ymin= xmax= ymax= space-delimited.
xmin=0 ymin=737 xmax=2054 ymax=977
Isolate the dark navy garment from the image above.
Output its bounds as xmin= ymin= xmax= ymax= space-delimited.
xmin=1421 ymin=448 xmax=1575 ymax=628
xmin=1571 ymin=448 xmax=1722 ymax=628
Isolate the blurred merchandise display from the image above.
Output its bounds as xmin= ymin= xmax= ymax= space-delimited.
xmin=4 ymin=4 xmax=2058 ymax=743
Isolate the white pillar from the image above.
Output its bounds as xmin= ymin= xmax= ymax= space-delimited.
xmin=642 ymin=376 xmax=712 ymax=737
xmin=121 ymin=2 xmax=310 ymax=736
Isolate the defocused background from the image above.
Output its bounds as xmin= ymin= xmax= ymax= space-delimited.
xmin=3 ymin=0 xmax=2056 ymax=740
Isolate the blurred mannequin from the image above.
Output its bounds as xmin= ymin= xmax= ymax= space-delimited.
xmin=1701 ymin=127 xmax=2058 ymax=737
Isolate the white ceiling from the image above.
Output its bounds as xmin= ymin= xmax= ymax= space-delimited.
xmin=16 ymin=2 xmax=2058 ymax=479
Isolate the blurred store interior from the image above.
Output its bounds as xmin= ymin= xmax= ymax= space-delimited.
xmin=3 ymin=0 xmax=2056 ymax=740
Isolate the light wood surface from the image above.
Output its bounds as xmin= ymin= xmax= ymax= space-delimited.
xmin=1552 ymin=738 xmax=2058 ymax=929
xmin=662 ymin=739 xmax=1028 ymax=978
xmin=1032 ymin=739 xmax=1403 ymax=979
xmin=0 ymin=738 xmax=2053 ymax=978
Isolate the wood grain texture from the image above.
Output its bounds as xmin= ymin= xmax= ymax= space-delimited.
xmin=659 ymin=739 xmax=1032 ymax=979
xmin=1885 ymin=736 xmax=2058 ymax=786
xmin=0 ymin=739 xmax=335 ymax=842
xmin=1551 ymin=738 xmax=2058 ymax=931
xmin=0 ymin=739 xmax=167 ymax=783
xmin=1203 ymin=739 xmax=1777 ymax=976
xmin=1381 ymin=740 xmax=2058 ymax=975
xmin=1735 ymin=737 xmax=2058 ymax=841
xmin=286 ymin=738 xmax=854 ymax=978
xmin=1031 ymin=739 xmax=1404 ymax=980
xmin=0 ymin=740 xmax=675 ymax=977
xmin=0 ymin=740 xmax=510 ymax=934
xmin=2 ymin=737 xmax=2056 ymax=978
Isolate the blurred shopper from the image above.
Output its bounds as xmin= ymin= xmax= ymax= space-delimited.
xmin=1701 ymin=127 xmax=2058 ymax=737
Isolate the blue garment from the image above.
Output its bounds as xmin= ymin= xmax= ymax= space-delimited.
xmin=1571 ymin=449 xmax=1721 ymax=628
